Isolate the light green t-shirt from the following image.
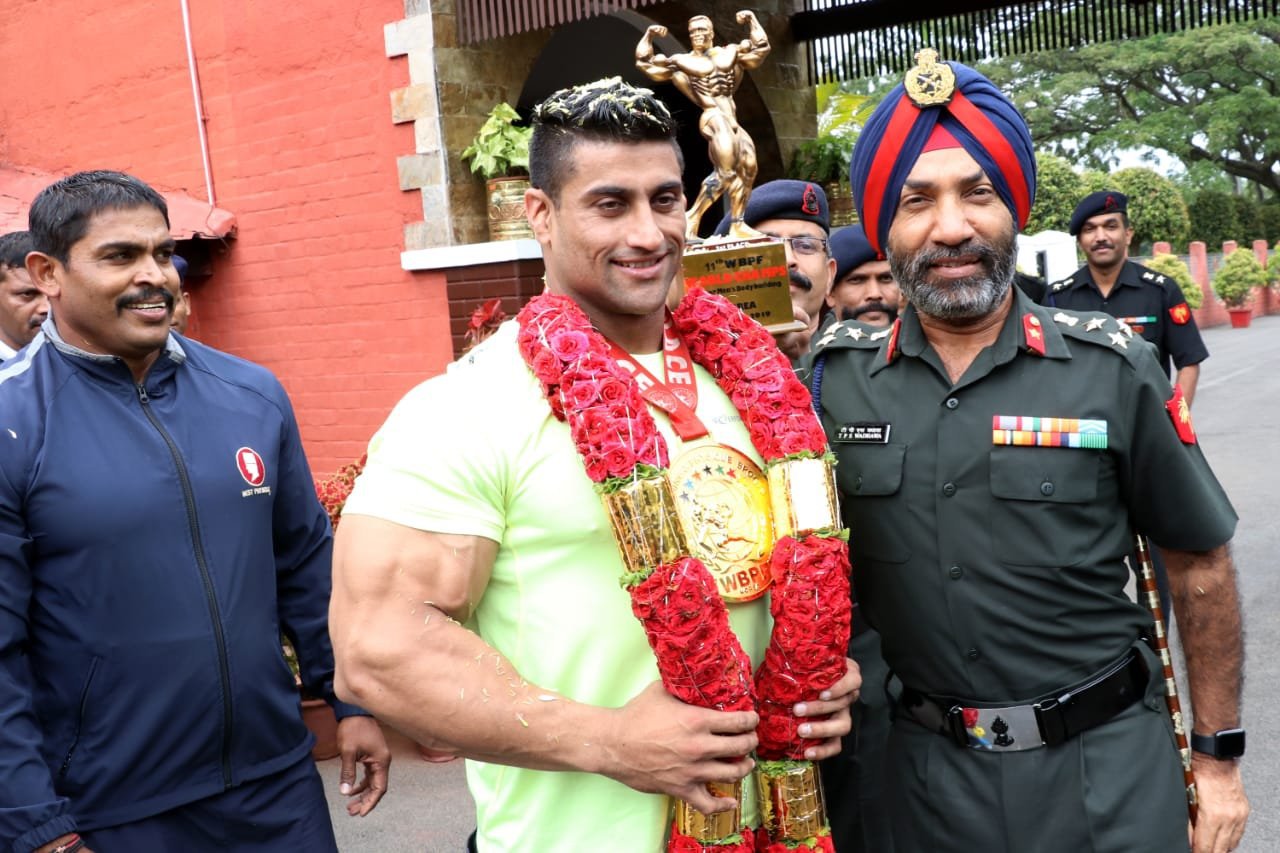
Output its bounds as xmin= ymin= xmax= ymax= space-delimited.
xmin=344 ymin=321 xmax=772 ymax=852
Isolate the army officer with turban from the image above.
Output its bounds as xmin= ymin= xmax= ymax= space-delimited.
xmin=806 ymin=51 xmax=1248 ymax=853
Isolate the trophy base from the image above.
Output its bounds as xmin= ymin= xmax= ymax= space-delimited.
xmin=766 ymin=319 xmax=808 ymax=335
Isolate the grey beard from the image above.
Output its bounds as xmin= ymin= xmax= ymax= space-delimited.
xmin=889 ymin=231 xmax=1016 ymax=321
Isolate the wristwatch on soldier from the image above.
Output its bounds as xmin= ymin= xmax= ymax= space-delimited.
xmin=1190 ymin=728 xmax=1246 ymax=759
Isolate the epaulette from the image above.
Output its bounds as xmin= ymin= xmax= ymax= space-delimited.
xmin=811 ymin=319 xmax=891 ymax=353
xmin=1048 ymin=309 xmax=1148 ymax=364
xmin=1138 ymin=266 xmax=1174 ymax=290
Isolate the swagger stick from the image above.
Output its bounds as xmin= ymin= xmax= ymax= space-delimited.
xmin=1134 ymin=534 xmax=1197 ymax=822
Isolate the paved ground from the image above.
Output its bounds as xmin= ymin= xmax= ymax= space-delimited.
xmin=325 ymin=315 xmax=1280 ymax=852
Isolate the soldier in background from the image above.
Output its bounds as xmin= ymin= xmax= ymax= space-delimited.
xmin=1045 ymin=191 xmax=1208 ymax=405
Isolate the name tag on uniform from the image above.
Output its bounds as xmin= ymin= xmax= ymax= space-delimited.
xmin=835 ymin=422 xmax=891 ymax=444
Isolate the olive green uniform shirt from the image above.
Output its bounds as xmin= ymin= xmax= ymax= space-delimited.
xmin=808 ymin=288 xmax=1236 ymax=702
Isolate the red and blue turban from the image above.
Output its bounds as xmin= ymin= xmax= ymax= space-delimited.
xmin=849 ymin=62 xmax=1036 ymax=258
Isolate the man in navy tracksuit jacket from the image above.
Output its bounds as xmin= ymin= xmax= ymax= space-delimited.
xmin=0 ymin=171 xmax=390 ymax=853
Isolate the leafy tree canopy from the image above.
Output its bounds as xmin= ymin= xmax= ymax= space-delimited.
xmin=979 ymin=20 xmax=1280 ymax=200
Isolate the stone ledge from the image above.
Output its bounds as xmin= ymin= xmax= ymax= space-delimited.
xmin=402 ymin=239 xmax=542 ymax=271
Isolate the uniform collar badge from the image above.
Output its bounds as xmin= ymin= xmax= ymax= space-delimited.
xmin=883 ymin=317 xmax=902 ymax=364
xmin=1022 ymin=313 xmax=1046 ymax=356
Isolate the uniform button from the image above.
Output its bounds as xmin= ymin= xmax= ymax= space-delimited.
xmin=942 ymin=482 xmax=957 ymax=497
xmin=945 ymin=397 xmax=959 ymax=409
xmin=1040 ymin=481 xmax=1055 ymax=496
xmin=948 ymin=565 xmax=963 ymax=580
xmin=967 ymin=648 xmax=981 ymax=661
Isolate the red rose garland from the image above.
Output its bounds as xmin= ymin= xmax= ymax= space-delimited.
xmin=518 ymin=288 xmax=851 ymax=853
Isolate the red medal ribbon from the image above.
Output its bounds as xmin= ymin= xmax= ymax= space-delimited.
xmin=605 ymin=312 xmax=708 ymax=441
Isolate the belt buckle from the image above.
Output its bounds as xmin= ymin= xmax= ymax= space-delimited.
xmin=948 ymin=703 xmax=1046 ymax=752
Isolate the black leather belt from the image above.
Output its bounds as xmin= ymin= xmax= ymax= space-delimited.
xmin=898 ymin=650 xmax=1149 ymax=752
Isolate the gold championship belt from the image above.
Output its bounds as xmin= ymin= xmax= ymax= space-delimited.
xmin=667 ymin=442 xmax=774 ymax=601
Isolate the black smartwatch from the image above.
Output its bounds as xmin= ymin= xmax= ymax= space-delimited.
xmin=1190 ymin=728 xmax=1246 ymax=759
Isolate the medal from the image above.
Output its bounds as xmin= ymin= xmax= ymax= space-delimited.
xmin=668 ymin=442 xmax=774 ymax=601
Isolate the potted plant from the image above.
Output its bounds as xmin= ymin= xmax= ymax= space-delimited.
xmin=1212 ymin=247 xmax=1267 ymax=328
xmin=461 ymin=103 xmax=534 ymax=241
xmin=788 ymin=133 xmax=857 ymax=226
xmin=786 ymin=89 xmax=875 ymax=227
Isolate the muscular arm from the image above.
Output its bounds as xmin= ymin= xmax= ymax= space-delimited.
xmin=330 ymin=513 xmax=759 ymax=814
xmin=734 ymin=10 xmax=770 ymax=68
xmin=636 ymin=26 xmax=677 ymax=82
xmin=1176 ymin=364 xmax=1199 ymax=407
xmin=1163 ymin=543 xmax=1249 ymax=852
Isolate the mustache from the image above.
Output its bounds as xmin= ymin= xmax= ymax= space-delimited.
xmin=115 ymin=287 xmax=175 ymax=314
xmin=789 ymin=270 xmax=813 ymax=292
xmin=841 ymin=302 xmax=898 ymax=323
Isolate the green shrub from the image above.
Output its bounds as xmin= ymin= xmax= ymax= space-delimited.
xmin=1144 ymin=253 xmax=1203 ymax=309
xmin=1213 ymin=248 xmax=1267 ymax=308
xmin=1026 ymin=153 xmax=1085 ymax=234
xmin=1231 ymin=195 xmax=1266 ymax=242
xmin=1109 ymin=168 xmax=1190 ymax=251
xmin=1189 ymin=190 xmax=1238 ymax=248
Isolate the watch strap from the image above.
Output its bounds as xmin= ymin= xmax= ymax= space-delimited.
xmin=1190 ymin=728 xmax=1245 ymax=759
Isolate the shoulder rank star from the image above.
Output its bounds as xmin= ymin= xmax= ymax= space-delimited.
xmin=842 ymin=325 xmax=865 ymax=341
xmin=1142 ymin=271 xmax=1155 ymax=281
xmin=1053 ymin=312 xmax=1079 ymax=327
xmin=1108 ymin=331 xmax=1128 ymax=349
xmin=1052 ymin=279 xmax=1072 ymax=292
xmin=1084 ymin=317 xmax=1107 ymax=332
xmin=1117 ymin=321 xmax=1134 ymax=339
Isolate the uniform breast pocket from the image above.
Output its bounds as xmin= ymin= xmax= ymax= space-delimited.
xmin=836 ymin=443 xmax=911 ymax=564
xmin=989 ymin=447 xmax=1099 ymax=567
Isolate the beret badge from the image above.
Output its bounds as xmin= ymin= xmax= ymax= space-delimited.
xmin=904 ymin=48 xmax=956 ymax=107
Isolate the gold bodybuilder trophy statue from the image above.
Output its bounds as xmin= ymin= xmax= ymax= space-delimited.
xmin=637 ymin=12 xmax=802 ymax=333
xmin=636 ymin=12 xmax=769 ymax=241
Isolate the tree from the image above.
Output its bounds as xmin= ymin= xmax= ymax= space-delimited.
xmin=980 ymin=20 xmax=1280 ymax=200
xmin=1025 ymin=152 xmax=1085 ymax=235
xmin=1190 ymin=190 xmax=1239 ymax=248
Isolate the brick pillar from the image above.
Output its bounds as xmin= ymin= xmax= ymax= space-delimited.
xmin=1153 ymin=241 xmax=1171 ymax=255
xmin=1188 ymin=241 xmax=1225 ymax=328
xmin=1254 ymin=239 xmax=1277 ymax=315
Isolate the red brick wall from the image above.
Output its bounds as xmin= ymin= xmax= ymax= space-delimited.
xmin=0 ymin=1 xmax=451 ymax=474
